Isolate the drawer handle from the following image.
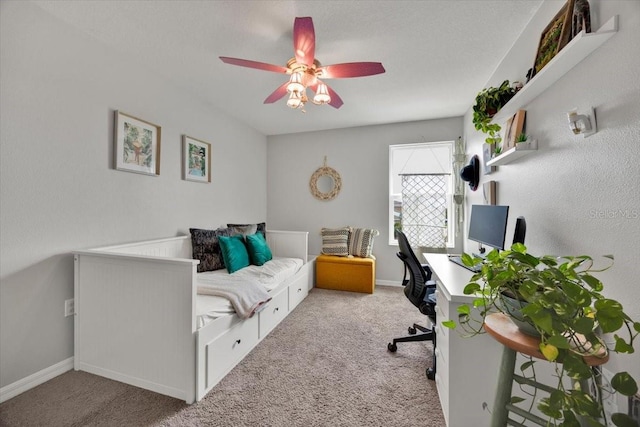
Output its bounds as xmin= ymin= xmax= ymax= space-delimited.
xmin=274 ymin=307 xmax=279 ymax=312
xmin=297 ymin=288 xmax=302 ymax=292
xmin=235 ymin=339 xmax=241 ymax=345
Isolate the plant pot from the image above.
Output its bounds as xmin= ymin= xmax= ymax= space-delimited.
xmin=498 ymin=293 xmax=540 ymax=337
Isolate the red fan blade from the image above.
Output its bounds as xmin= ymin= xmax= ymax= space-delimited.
xmin=220 ymin=57 xmax=288 ymax=74
xmin=325 ymin=85 xmax=343 ymax=109
xmin=263 ymin=81 xmax=289 ymax=104
xmin=311 ymin=80 xmax=343 ymax=109
xmin=293 ymin=17 xmax=315 ymax=67
xmin=319 ymin=62 xmax=385 ymax=79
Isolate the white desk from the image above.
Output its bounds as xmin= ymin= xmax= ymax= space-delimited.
xmin=424 ymin=253 xmax=502 ymax=427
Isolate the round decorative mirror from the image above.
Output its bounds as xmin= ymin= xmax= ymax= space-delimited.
xmin=316 ymin=175 xmax=335 ymax=193
xmin=310 ymin=159 xmax=342 ymax=201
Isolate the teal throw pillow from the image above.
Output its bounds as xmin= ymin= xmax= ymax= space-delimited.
xmin=218 ymin=234 xmax=250 ymax=273
xmin=245 ymin=232 xmax=273 ymax=266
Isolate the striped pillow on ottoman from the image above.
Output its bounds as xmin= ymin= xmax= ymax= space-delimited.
xmin=348 ymin=228 xmax=379 ymax=258
xmin=320 ymin=227 xmax=351 ymax=257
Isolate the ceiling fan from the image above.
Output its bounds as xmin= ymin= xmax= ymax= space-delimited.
xmin=220 ymin=17 xmax=385 ymax=111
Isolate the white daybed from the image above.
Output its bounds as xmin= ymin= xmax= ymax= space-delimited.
xmin=73 ymin=230 xmax=313 ymax=404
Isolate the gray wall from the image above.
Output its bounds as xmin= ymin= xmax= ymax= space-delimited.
xmin=0 ymin=2 xmax=267 ymax=388
xmin=462 ymin=0 xmax=640 ymax=405
xmin=267 ymin=118 xmax=463 ymax=283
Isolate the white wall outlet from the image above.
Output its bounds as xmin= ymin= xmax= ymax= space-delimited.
xmin=64 ymin=298 xmax=74 ymax=317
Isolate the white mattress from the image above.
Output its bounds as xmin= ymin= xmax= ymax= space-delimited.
xmin=196 ymin=257 xmax=303 ymax=328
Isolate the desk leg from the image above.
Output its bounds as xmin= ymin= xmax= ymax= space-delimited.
xmin=491 ymin=345 xmax=517 ymax=427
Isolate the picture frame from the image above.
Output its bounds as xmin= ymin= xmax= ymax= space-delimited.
xmin=483 ymin=181 xmax=497 ymax=205
xmin=183 ymin=135 xmax=212 ymax=183
xmin=502 ymin=110 xmax=527 ymax=150
xmin=482 ymin=143 xmax=494 ymax=175
xmin=502 ymin=116 xmax=515 ymax=151
xmin=532 ymin=0 xmax=575 ymax=77
xmin=114 ymin=111 xmax=161 ymax=176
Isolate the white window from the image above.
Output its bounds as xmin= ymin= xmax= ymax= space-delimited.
xmin=389 ymin=141 xmax=461 ymax=250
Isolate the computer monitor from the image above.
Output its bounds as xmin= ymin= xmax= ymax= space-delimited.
xmin=468 ymin=205 xmax=509 ymax=250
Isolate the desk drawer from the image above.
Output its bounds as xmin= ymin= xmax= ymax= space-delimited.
xmin=435 ymin=286 xmax=450 ymax=317
xmin=435 ymin=345 xmax=448 ymax=373
xmin=435 ymin=323 xmax=449 ymax=358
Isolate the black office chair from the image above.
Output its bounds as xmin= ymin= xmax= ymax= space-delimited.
xmin=387 ymin=230 xmax=437 ymax=380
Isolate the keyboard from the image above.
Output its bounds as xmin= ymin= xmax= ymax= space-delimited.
xmin=448 ymin=255 xmax=481 ymax=272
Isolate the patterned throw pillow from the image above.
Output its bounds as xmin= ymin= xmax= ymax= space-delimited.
xmin=349 ymin=228 xmax=379 ymax=258
xmin=190 ymin=227 xmax=232 ymax=272
xmin=320 ymin=227 xmax=351 ymax=257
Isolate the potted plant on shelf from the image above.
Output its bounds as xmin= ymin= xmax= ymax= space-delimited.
xmin=516 ymin=132 xmax=529 ymax=144
xmin=493 ymin=145 xmax=503 ymax=158
xmin=443 ymin=244 xmax=640 ymax=427
xmin=472 ymin=80 xmax=516 ymax=145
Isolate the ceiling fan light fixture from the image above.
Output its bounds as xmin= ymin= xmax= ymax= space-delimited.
xmin=313 ymin=83 xmax=331 ymax=105
xmin=220 ymin=17 xmax=384 ymax=111
xmin=287 ymin=91 xmax=303 ymax=108
xmin=286 ymin=72 xmax=304 ymax=94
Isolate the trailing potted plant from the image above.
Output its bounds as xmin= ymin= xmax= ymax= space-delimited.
xmin=443 ymin=243 xmax=640 ymax=427
xmin=473 ymin=80 xmax=516 ymax=145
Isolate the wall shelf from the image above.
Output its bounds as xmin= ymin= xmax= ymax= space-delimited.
xmin=492 ymin=15 xmax=618 ymax=123
xmin=487 ymin=140 xmax=538 ymax=167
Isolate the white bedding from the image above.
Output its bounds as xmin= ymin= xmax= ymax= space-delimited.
xmin=196 ymin=257 xmax=303 ymax=328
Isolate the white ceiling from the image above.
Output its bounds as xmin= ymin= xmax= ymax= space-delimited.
xmin=33 ymin=0 xmax=544 ymax=136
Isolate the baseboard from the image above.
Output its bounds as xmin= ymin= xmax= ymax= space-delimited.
xmin=376 ymin=280 xmax=403 ymax=287
xmin=0 ymin=357 xmax=73 ymax=404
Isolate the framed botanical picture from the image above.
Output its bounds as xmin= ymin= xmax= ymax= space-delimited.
xmin=183 ymin=135 xmax=212 ymax=183
xmin=114 ymin=111 xmax=161 ymax=176
xmin=532 ymin=0 xmax=574 ymax=77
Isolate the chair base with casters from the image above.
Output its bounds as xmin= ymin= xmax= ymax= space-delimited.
xmin=387 ymin=322 xmax=436 ymax=380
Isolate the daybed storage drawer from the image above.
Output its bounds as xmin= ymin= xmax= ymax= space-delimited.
xmin=259 ymin=288 xmax=288 ymax=337
xmin=289 ymin=278 xmax=308 ymax=310
xmin=288 ymin=261 xmax=312 ymax=310
xmin=206 ymin=315 xmax=259 ymax=388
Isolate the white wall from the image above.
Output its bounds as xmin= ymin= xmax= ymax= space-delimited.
xmin=267 ymin=118 xmax=463 ymax=283
xmin=463 ymin=0 xmax=640 ymax=409
xmin=0 ymin=1 xmax=267 ymax=388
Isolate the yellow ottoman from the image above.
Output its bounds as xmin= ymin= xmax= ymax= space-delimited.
xmin=315 ymin=254 xmax=375 ymax=294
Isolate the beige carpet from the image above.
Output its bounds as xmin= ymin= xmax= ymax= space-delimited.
xmin=0 ymin=286 xmax=445 ymax=427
